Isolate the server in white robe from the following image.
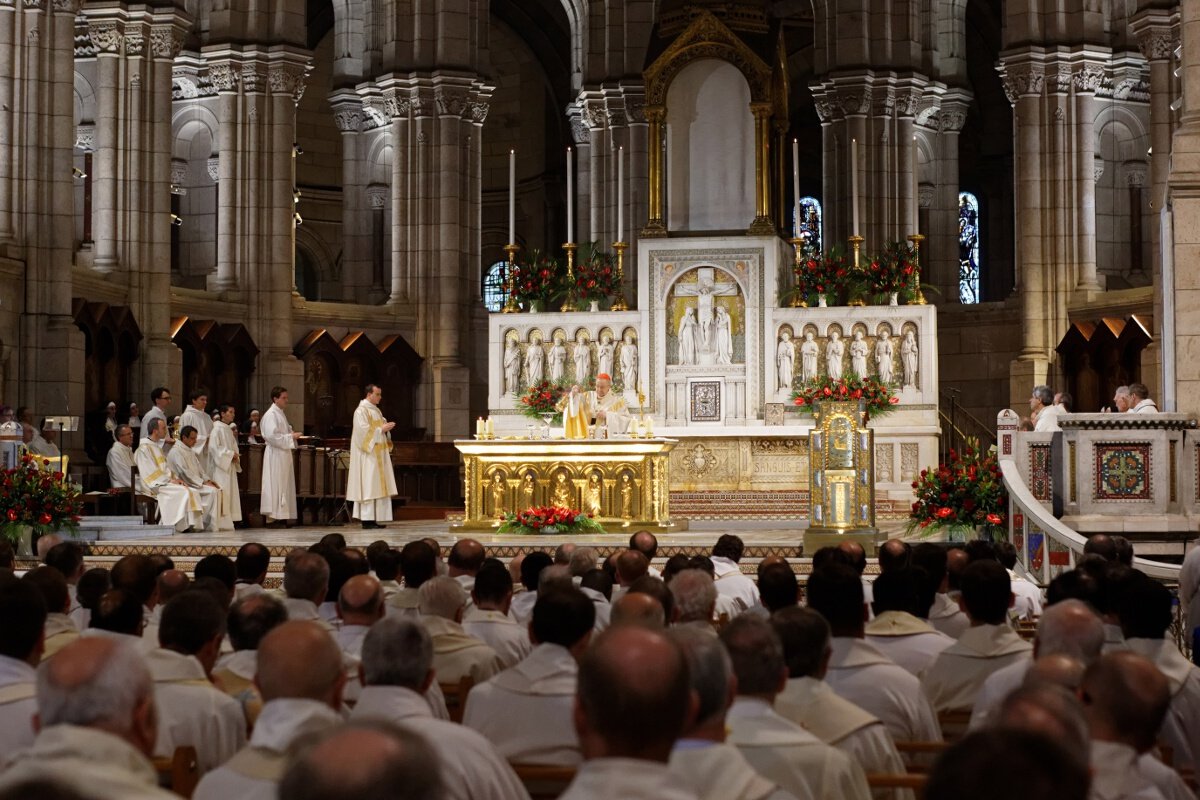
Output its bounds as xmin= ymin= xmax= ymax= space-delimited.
xmin=141 ymin=386 xmax=174 ymax=451
xmin=106 ymin=425 xmax=136 ymax=489
xmin=207 ymin=405 xmax=243 ymax=530
xmin=346 ymin=384 xmax=397 ymax=529
xmin=259 ymin=386 xmax=302 ymax=523
xmin=135 ymin=419 xmax=203 ymax=533
xmin=166 ymin=426 xmax=221 ymax=532
xmin=179 ymin=387 xmax=214 ymax=458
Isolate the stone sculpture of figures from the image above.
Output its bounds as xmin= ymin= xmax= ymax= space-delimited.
xmin=825 ymin=331 xmax=845 ymax=378
xmin=597 ymin=334 xmax=615 ymax=378
xmin=573 ymin=332 xmax=592 ymax=382
xmin=586 ymin=472 xmax=602 ymax=517
xmin=524 ymin=334 xmax=545 ymax=385
xmin=875 ymin=331 xmax=894 ymax=384
xmin=491 ymin=472 xmax=507 ymax=519
xmin=850 ymin=331 xmax=869 ymax=379
xmin=776 ymin=331 xmax=796 ymax=393
xmin=800 ymin=332 xmax=819 ymax=382
xmin=620 ymin=334 xmax=639 ymax=391
xmin=521 ymin=471 xmax=535 ymax=508
xmin=714 ymin=306 xmax=734 ymax=365
xmin=552 ymin=470 xmax=573 ymax=507
xmin=678 ymin=307 xmax=698 ymax=365
xmin=619 ymin=472 xmax=634 ymax=519
xmin=504 ymin=339 xmax=521 ymax=394
xmin=548 ymin=336 xmax=567 ymax=382
xmin=901 ymin=330 xmax=919 ymax=388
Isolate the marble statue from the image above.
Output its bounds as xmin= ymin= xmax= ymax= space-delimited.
xmin=524 ymin=334 xmax=545 ymax=385
xmin=714 ymin=306 xmax=734 ymax=365
xmin=678 ymin=307 xmax=698 ymax=365
xmin=800 ymin=332 xmax=819 ymax=382
xmin=620 ymin=334 xmax=639 ymax=391
xmin=776 ymin=332 xmax=795 ymax=393
xmin=573 ymin=333 xmax=592 ymax=382
xmin=549 ymin=336 xmax=567 ymax=382
xmin=901 ymin=330 xmax=919 ymax=388
xmin=504 ymin=339 xmax=521 ymax=394
xmin=597 ymin=334 xmax=615 ymax=378
xmin=825 ymin=331 xmax=845 ymax=378
xmin=850 ymin=331 xmax=869 ymax=379
xmin=875 ymin=331 xmax=894 ymax=384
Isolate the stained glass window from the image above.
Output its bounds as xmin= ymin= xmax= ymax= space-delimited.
xmin=958 ymin=191 xmax=981 ymax=304
xmin=482 ymin=260 xmax=509 ymax=312
xmin=795 ymin=197 xmax=822 ymax=253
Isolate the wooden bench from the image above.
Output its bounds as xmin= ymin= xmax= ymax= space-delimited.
xmin=866 ymin=772 xmax=928 ymax=798
xmin=152 ymin=746 xmax=199 ymax=798
xmin=439 ymin=675 xmax=475 ymax=724
xmin=511 ymin=763 xmax=576 ymax=800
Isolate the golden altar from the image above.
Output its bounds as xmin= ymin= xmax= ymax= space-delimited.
xmin=453 ymin=438 xmax=687 ymax=533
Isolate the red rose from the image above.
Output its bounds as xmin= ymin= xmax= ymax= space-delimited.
xmin=5 ymin=509 xmax=14 ymax=522
xmin=986 ymin=513 xmax=1003 ymax=525
xmin=935 ymin=507 xmax=954 ymax=519
xmin=38 ymin=513 xmax=51 ymax=526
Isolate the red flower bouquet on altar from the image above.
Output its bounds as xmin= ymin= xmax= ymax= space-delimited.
xmin=573 ymin=243 xmax=620 ymax=303
xmin=865 ymin=241 xmax=919 ymax=296
xmin=0 ymin=454 xmax=83 ymax=547
xmin=792 ymin=246 xmax=851 ymax=304
xmin=790 ymin=374 xmax=899 ymax=419
xmin=497 ymin=505 xmax=606 ymax=535
xmin=907 ymin=440 xmax=1008 ymax=541
xmin=516 ymin=379 xmax=569 ymax=423
xmin=510 ymin=249 xmax=564 ymax=310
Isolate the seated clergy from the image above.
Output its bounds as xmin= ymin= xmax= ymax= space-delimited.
xmin=27 ymin=420 xmax=60 ymax=457
xmin=0 ymin=638 xmax=179 ymax=800
xmin=334 ymin=574 xmax=385 ymax=704
xmin=134 ymin=418 xmax=205 ymax=533
xmin=166 ymin=425 xmax=221 ymax=532
xmin=213 ymin=593 xmax=289 ymax=728
xmin=863 ymin=570 xmax=954 ymax=676
xmin=279 ymin=721 xmax=442 ymax=800
xmin=0 ymin=576 xmax=47 ymax=755
xmin=21 ymin=567 xmax=79 ymax=660
xmin=806 ymin=564 xmax=941 ymax=743
xmin=282 ymin=551 xmax=335 ymax=632
xmin=386 ymin=540 xmax=438 ymax=618
xmin=233 ymin=542 xmax=270 ymax=602
xmin=711 ymin=535 xmax=761 ymax=613
xmin=669 ymin=569 xmax=720 ymax=634
xmin=193 ymin=621 xmax=345 ymax=800
xmin=106 ymin=425 xmax=136 ymax=489
xmin=462 ymin=559 xmax=532 ymax=669
xmin=912 ymin=544 xmax=969 ymax=639
xmin=464 ymin=586 xmax=595 ymax=765
xmin=920 ymin=560 xmax=1032 ymax=714
xmin=350 ymin=616 xmax=530 ymax=800
xmin=771 ymin=608 xmax=907 ymax=786
xmin=722 ymin=616 xmax=871 ymax=800
xmin=511 ymin=552 xmax=553 ymax=625
xmin=667 ymin=626 xmax=798 ymax=800
xmin=418 ymin=576 xmax=504 ymax=685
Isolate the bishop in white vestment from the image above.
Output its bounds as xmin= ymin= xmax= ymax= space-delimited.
xmin=207 ymin=407 xmax=243 ymax=530
xmin=585 ymin=374 xmax=631 ymax=434
xmin=135 ymin=420 xmax=203 ymax=532
xmin=259 ymin=389 xmax=301 ymax=522
xmin=346 ymin=386 xmax=397 ymax=526
xmin=166 ymin=427 xmax=220 ymax=532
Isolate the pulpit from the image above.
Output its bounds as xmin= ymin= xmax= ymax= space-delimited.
xmin=805 ymin=401 xmax=879 ymax=551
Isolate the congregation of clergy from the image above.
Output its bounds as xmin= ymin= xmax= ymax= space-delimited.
xmin=0 ymin=527 xmax=1195 ymax=800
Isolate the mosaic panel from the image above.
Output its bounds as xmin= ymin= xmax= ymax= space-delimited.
xmin=1029 ymin=444 xmax=1053 ymax=503
xmin=1093 ymin=442 xmax=1152 ymax=502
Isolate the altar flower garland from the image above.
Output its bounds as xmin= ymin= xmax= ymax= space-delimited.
xmin=0 ymin=455 xmax=83 ymax=546
xmin=497 ymin=505 xmax=606 ymax=535
xmin=907 ymin=441 xmax=1008 ymax=541
xmin=790 ymin=375 xmax=899 ymax=419
xmin=573 ymin=243 xmax=620 ymax=303
xmin=787 ymin=242 xmax=923 ymax=305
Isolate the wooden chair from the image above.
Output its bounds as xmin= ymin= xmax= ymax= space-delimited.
xmin=128 ymin=465 xmax=158 ymax=524
xmin=866 ymin=772 xmax=927 ymax=798
xmin=895 ymin=740 xmax=950 ymax=773
xmin=152 ymin=746 xmax=200 ymax=798
xmin=937 ymin=710 xmax=972 ymax=741
xmin=439 ymin=675 xmax=475 ymax=724
xmin=511 ymin=763 xmax=576 ymax=800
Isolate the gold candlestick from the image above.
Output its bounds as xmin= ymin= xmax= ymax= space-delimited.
xmin=610 ymin=241 xmax=629 ymax=311
xmin=501 ymin=243 xmax=520 ymax=313
xmin=906 ymin=233 xmax=927 ymax=305
xmin=561 ymin=242 xmax=578 ymax=312
xmin=788 ymin=237 xmax=807 ymax=307
xmin=847 ymin=235 xmax=866 ymax=306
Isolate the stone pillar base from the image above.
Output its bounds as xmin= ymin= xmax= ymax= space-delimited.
xmin=1009 ymin=357 xmax=1052 ymax=412
xmin=431 ymin=363 xmax=470 ymax=442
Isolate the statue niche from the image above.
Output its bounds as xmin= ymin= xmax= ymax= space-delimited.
xmin=667 ymin=266 xmax=744 ymax=368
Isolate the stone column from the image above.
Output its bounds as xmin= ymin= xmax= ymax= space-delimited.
xmin=0 ymin=0 xmax=15 ymax=246
xmin=567 ymin=104 xmax=591 ymax=245
xmin=928 ymin=90 xmax=970 ymax=301
xmin=748 ymin=102 xmax=775 ymax=234
xmin=207 ymin=59 xmax=239 ymax=291
xmin=366 ymin=184 xmax=388 ymax=302
xmin=1073 ymin=59 xmax=1105 ymax=292
xmin=330 ymin=90 xmax=370 ymax=303
xmin=643 ymin=105 xmax=666 ymax=237
xmin=85 ymin=17 xmax=122 ymax=273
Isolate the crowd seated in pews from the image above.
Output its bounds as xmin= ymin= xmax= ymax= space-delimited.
xmin=0 ymin=530 xmax=1196 ymax=800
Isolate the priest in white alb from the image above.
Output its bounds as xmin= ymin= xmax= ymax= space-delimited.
xmin=135 ymin=418 xmax=204 ymax=533
xmin=106 ymin=425 xmax=136 ymax=489
xmin=260 ymin=386 xmax=302 ymax=525
xmin=207 ymin=404 xmax=242 ymax=530
xmin=179 ymin=388 xmax=214 ymax=457
xmin=346 ymin=384 xmax=397 ymax=530
xmin=166 ymin=425 xmax=220 ymax=532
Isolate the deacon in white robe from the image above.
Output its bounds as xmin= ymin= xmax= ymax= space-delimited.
xmin=259 ymin=389 xmax=301 ymax=522
xmin=825 ymin=638 xmax=942 ymax=743
xmin=712 ymin=552 xmax=761 ymax=612
xmin=422 ymin=613 xmax=504 ymax=685
xmin=0 ymin=654 xmax=37 ymax=755
xmin=346 ymin=387 xmax=397 ymax=526
xmin=1125 ymin=637 xmax=1200 ymax=779
xmin=462 ymin=606 xmax=532 ymax=668
xmin=106 ymin=425 xmax=136 ymax=488
xmin=926 ymin=592 xmax=970 ymax=638
xmin=144 ymin=647 xmax=246 ymax=773
xmin=166 ymin=427 xmax=221 ymax=532
xmin=43 ymin=612 xmax=80 ymax=660
xmin=141 ymin=395 xmax=172 ymax=452
xmin=179 ymin=391 xmax=214 ymax=457
xmin=920 ymin=624 xmax=1032 ymax=713
xmin=864 ymin=611 xmax=955 ymax=677
xmin=207 ymin=408 xmax=242 ymax=530
xmin=135 ymin=420 xmax=204 ymax=533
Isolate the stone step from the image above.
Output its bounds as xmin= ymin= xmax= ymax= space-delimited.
xmin=80 ymin=516 xmax=152 ymax=527
xmin=77 ymin=523 xmax=175 ymax=541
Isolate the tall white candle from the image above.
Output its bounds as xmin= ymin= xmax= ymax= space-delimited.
xmin=792 ymin=138 xmax=801 ymax=239
xmin=911 ymin=135 xmax=919 ymax=235
xmin=851 ymin=138 xmax=860 ymax=237
xmin=617 ymin=146 xmax=624 ymax=242
xmin=508 ymin=149 xmax=516 ymax=244
xmin=566 ymin=148 xmax=574 ymax=243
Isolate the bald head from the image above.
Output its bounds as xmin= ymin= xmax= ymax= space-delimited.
xmin=448 ymin=539 xmax=485 ymax=577
xmin=338 ymin=575 xmax=384 ymax=625
xmin=554 ymin=542 xmax=576 ymax=565
xmin=280 ymin=721 xmax=442 ymax=800
xmin=576 ymin=625 xmax=692 ymax=762
xmin=1080 ymin=651 xmax=1171 ymax=752
xmin=156 ymin=569 xmax=191 ymax=605
xmin=1036 ymin=599 xmax=1104 ymax=664
xmin=256 ymin=621 xmax=345 ymax=707
xmin=1024 ymin=654 xmax=1087 ymax=693
xmin=946 ymin=547 xmax=969 ymax=589
xmin=994 ymin=683 xmax=1090 ymax=770
xmin=36 ymin=534 xmax=64 ymax=561
xmin=507 ymin=553 xmax=526 ymax=586
xmin=629 ymin=531 xmax=658 ymax=560
xmin=756 ymin=555 xmax=788 ymax=574
xmin=610 ymin=591 xmax=666 ymax=629
xmin=615 ymin=549 xmax=650 ymax=587
xmin=878 ymin=539 xmax=911 ymax=574
xmin=837 ymin=540 xmax=867 ymax=574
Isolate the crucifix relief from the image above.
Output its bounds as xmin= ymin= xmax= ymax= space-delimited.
xmin=674 ymin=267 xmax=738 ymax=366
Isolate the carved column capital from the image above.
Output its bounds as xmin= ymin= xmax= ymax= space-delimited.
xmin=1072 ymin=62 xmax=1106 ymax=94
xmin=206 ymin=157 xmax=219 ymax=183
xmin=150 ymin=25 xmax=185 ymax=60
xmin=75 ymin=125 xmax=95 ymax=151
xmin=87 ymin=20 xmax=123 ymax=54
xmin=998 ymin=61 xmax=1045 ymax=105
xmin=1124 ymin=161 xmax=1148 ymax=187
xmin=366 ymin=184 xmax=388 ymax=208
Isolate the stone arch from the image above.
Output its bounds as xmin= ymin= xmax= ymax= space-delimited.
xmin=644 ymin=11 xmax=774 ymax=107
xmin=171 ymin=112 xmax=220 ymax=282
xmin=73 ymin=71 xmax=96 ymax=129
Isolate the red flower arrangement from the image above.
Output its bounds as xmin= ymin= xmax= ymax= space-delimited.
xmin=907 ymin=440 xmax=1008 ymax=541
xmin=573 ymin=244 xmax=620 ymax=302
xmin=0 ymin=454 xmax=82 ymax=547
xmin=497 ymin=504 xmax=606 ymax=535
xmin=865 ymin=241 xmax=919 ymax=296
xmin=790 ymin=374 xmax=899 ymax=419
xmin=792 ymin=246 xmax=851 ymax=302
xmin=515 ymin=379 xmax=568 ymax=423
xmin=510 ymin=249 xmax=564 ymax=308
